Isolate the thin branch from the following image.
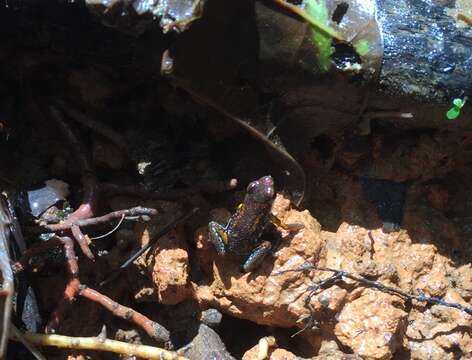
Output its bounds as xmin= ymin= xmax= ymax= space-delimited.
xmin=170 ymin=77 xmax=306 ymax=206
xmin=458 ymin=13 xmax=472 ymax=26
xmin=276 ymin=263 xmax=472 ymax=315
xmin=10 ymin=332 xmax=186 ymax=360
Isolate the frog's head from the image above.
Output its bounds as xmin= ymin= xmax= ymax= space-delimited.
xmin=246 ymin=175 xmax=275 ymax=203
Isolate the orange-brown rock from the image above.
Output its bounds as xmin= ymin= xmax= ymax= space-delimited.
xmin=334 ymin=288 xmax=407 ymax=360
xmin=192 ymin=188 xmax=472 ymax=359
xmin=194 ymin=194 xmax=324 ymax=327
xmin=109 ymin=197 xmax=191 ymax=305
xmin=405 ymin=289 xmax=472 ymax=360
xmin=242 ymin=346 xmax=297 ymax=360
xmin=313 ymin=340 xmax=363 ymax=360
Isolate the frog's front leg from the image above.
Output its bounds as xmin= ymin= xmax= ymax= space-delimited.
xmin=242 ymin=241 xmax=272 ymax=272
xmin=208 ymin=221 xmax=229 ymax=256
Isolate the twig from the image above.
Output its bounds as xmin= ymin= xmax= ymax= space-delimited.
xmin=79 ymin=287 xmax=170 ymax=343
xmin=270 ymin=0 xmax=343 ymax=41
xmin=9 ymin=332 xmax=186 ymax=360
xmin=458 ymin=13 xmax=472 ymax=26
xmin=276 ymin=263 xmax=472 ymax=315
xmin=170 ymin=77 xmax=306 ymax=206
xmin=100 ymin=178 xmax=238 ymax=201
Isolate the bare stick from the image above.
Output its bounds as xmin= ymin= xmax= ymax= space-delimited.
xmin=276 ymin=263 xmax=472 ymax=315
xmin=79 ymin=287 xmax=170 ymax=343
xmin=10 ymin=332 xmax=186 ymax=360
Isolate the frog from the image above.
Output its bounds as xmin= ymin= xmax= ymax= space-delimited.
xmin=208 ymin=175 xmax=287 ymax=272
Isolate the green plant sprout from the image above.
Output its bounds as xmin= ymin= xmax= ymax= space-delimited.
xmin=446 ymin=96 xmax=467 ymax=120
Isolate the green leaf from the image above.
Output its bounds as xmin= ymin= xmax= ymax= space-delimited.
xmin=453 ymin=98 xmax=465 ymax=108
xmin=306 ymin=0 xmax=333 ymax=73
xmin=446 ymin=107 xmax=460 ymax=120
xmin=354 ymin=39 xmax=370 ymax=56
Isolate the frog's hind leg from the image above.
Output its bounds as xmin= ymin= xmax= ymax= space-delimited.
xmin=208 ymin=221 xmax=228 ymax=256
xmin=242 ymin=241 xmax=272 ymax=272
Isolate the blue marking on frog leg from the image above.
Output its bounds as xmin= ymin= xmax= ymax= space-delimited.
xmin=208 ymin=221 xmax=227 ymax=255
xmin=242 ymin=241 xmax=272 ymax=272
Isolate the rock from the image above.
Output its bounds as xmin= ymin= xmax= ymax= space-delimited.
xmin=334 ymin=288 xmax=407 ymax=360
xmin=109 ymin=197 xmax=190 ymax=305
xmin=194 ymin=194 xmax=324 ymax=328
xmin=181 ymin=324 xmax=235 ymax=360
xmin=145 ymin=220 xmax=190 ymax=305
xmin=242 ymin=346 xmax=297 ymax=360
xmin=313 ymin=340 xmax=362 ymax=360
xmin=405 ymin=289 xmax=472 ymax=360
xmin=86 ymin=0 xmax=205 ymax=35
xmin=193 ymin=186 xmax=472 ymax=359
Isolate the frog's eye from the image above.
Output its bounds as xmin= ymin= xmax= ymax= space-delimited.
xmin=247 ymin=181 xmax=258 ymax=194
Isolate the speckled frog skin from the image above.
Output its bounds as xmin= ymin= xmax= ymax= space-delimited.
xmin=208 ymin=175 xmax=276 ymax=272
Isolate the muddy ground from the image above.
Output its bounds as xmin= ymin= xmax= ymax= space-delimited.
xmin=0 ymin=1 xmax=471 ymax=360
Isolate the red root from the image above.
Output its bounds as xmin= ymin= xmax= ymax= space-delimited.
xmin=46 ymin=236 xmax=80 ymax=333
xmin=79 ymin=287 xmax=170 ymax=343
xmin=71 ymin=224 xmax=94 ymax=261
xmin=33 ymin=207 xmax=158 ymax=234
